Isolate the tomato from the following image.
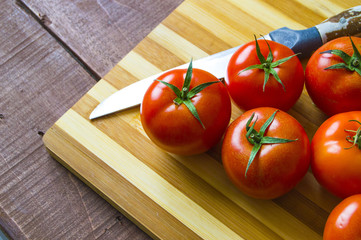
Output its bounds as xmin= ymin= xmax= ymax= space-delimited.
xmin=305 ymin=36 xmax=361 ymax=116
xmin=221 ymin=107 xmax=311 ymax=199
xmin=226 ymin=37 xmax=305 ymax=111
xmin=323 ymin=194 xmax=361 ymax=240
xmin=311 ymin=111 xmax=361 ymax=199
xmin=140 ymin=62 xmax=231 ymax=155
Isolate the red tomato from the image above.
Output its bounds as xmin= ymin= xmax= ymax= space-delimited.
xmin=221 ymin=107 xmax=311 ymax=199
xmin=311 ymin=111 xmax=361 ymax=199
xmin=305 ymin=36 xmax=361 ymax=116
xmin=226 ymin=38 xmax=305 ymax=111
xmin=323 ymin=194 xmax=361 ymax=240
xmin=141 ymin=66 xmax=231 ymax=155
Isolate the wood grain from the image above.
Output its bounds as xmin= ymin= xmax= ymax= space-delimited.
xmin=20 ymin=0 xmax=184 ymax=77
xmin=1 ymin=0 xmax=180 ymax=239
xmin=43 ymin=0 xmax=361 ymax=239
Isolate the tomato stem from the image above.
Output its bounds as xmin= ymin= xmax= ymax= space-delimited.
xmin=321 ymin=37 xmax=361 ymax=77
xmin=238 ymin=35 xmax=299 ymax=92
xmin=156 ymin=59 xmax=220 ymax=129
xmin=244 ymin=110 xmax=298 ymax=177
xmin=352 ymin=59 xmax=360 ymax=68
xmin=249 ymin=133 xmax=262 ymax=144
xmin=345 ymin=120 xmax=361 ymax=150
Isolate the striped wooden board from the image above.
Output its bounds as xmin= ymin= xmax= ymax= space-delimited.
xmin=43 ymin=0 xmax=359 ymax=239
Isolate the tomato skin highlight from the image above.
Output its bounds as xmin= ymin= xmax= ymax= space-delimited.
xmin=141 ymin=68 xmax=231 ymax=155
xmin=323 ymin=194 xmax=361 ymax=240
xmin=226 ymin=40 xmax=305 ymax=111
xmin=311 ymin=111 xmax=361 ymax=199
xmin=305 ymin=36 xmax=361 ymax=116
xmin=221 ymin=107 xmax=311 ymax=199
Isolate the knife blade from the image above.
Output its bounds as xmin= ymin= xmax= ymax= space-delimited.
xmin=89 ymin=6 xmax=361 ymax=120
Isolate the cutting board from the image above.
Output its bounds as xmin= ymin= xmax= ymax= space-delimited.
xmin=43 ymin=1 xmax=358 ymax=239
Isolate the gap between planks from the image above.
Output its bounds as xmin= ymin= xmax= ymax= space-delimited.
xmin=15 ymin=0 xmax=102 ymax=81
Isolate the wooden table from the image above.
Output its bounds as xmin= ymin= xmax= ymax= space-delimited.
xmin=1 ymin=1 xmax=181 ymax=239
xmin=1 ymin=0 xmax=359 ymax=239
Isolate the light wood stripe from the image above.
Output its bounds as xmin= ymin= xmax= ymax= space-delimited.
xmin=162 ymin=11 xmax=233 ymax=55
xmin=291 ymin=0 xmax=342 ymax=18
xmin=148 ymin=24 xmax=209 ymax=61
xmin=87 ymin=79 xmax=117 ymax=103
xmin=190 ymin=0 xmax=273 ymax=38
xmin=117 ymin=51 xmax=162 ymax=80
xmin=175 ymin=1 xmax=249 ymax=46
xmin=294 ymin=0 xmax=345 ymax=17
xmin=133 ymin=37 xmax=185 ymax=70
xmin=227 ymin=0 xmax=306 ymax=30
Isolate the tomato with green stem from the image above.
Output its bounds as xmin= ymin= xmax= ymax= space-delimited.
xmin=140 ymin=60 xmax=232 ymax=155
xmin=323 ymin=194 xmax=361 ymax=240
xmin=311 ymin=111 xmax=361 ymax=199
xmin=225 ymin=36 xmax=305 ymax=111
xmin=305 ymin=36 xmax=361 ymax=116
xmin=221 ymin=107 xmax=311 ymax=199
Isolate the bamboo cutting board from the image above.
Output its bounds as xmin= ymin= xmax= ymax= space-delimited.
xmin=43 ymin=1 xmax=358 ymax=239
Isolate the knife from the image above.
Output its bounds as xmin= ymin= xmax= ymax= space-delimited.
xmin=89 ymin=6 xmax=361 ymax=120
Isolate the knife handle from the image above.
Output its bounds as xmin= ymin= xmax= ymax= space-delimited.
xmin=316 ymin=6 xmax=361 ymax=43
xmin=268 ymin=27 xmax=322 ymax=57
xmin=268 ymin=6 xmax=361 ymax=58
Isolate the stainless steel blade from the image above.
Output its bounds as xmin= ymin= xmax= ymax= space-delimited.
xmin=89 ymin=44 xmax=242 ymax=119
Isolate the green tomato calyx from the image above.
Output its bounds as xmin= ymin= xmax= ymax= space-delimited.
xmin=245 ymin=110 xmax=298 ymax=177
xmin=321 ymin=36 xmax=361 ymax=76
xmin=156 ymin=59 xmax=219 ymax=129
xmin=345 ymin=120 xmax=361 ymax=150
xmin=238 ymin=35 xmax=299 ymax=92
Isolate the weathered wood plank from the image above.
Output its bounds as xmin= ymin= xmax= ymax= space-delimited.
xmin=20 ymin=0 xmax=184 ymax=77
xmin=0 ymin=1 xmax=163 ymax=239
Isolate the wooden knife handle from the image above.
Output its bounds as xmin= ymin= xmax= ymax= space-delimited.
xmin=316 ymin=6 xmax=361 ymax=43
